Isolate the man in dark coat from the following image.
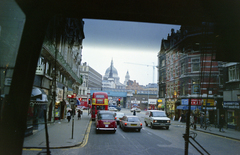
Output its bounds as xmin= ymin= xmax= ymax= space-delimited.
xmin=219 ymin=114 xmax=225 ymax=132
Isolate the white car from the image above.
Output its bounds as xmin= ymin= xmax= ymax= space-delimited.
xmin=130 ymin=108 xmax=141 ymax=112
xmin=144 ymin=110 xmax=171 ymax=129
xmin=114 ymin=112 xmax=125 ymax=125
xmin=108 ymin=107 xmax=118 ymax=112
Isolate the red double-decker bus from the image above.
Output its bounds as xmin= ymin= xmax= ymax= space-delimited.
xmin=91 ymin=92 xmax=108 ymax=120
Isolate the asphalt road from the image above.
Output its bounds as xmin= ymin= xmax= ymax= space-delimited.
xmin=23 ymin=109 xmax=240 ymax=155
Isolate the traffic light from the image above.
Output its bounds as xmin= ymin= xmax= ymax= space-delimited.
xmin=117 ymin=98 xmax=120 ymax=105
xmin=88 ymin=98 xmax=91 ymax=105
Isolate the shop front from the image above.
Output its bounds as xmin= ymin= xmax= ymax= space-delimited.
xmin=223 ymin=101 xmax=240 ymax=130
xmin=26 ymin=87 xmax=48 ymax=136
xmin=148 ymin=99 xmax=157 ymax=110
xmin=166 ymin=100 xmax=176 ymax=120
xmin=157 ymin=98 xmax=165 ymax=110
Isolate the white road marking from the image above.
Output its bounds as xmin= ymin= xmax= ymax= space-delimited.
xmin=118 ymin=132 xmax=126 ymax=139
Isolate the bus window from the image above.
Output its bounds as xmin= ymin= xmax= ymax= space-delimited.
xmin=97 ymin=106 xmax=105 ymax=110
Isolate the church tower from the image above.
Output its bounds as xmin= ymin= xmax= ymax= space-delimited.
xmin=124 ymin=71 xmax=130 ymax=86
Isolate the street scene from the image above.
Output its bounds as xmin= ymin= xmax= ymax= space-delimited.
xmin=22 ymin=108 xmax=240 ymax=155
xmin=1 ymin=1 xmax=240 ymax=155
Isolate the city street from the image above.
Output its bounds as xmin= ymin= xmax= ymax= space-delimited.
xmin=23 ymin=109 xmax=240 ymax=155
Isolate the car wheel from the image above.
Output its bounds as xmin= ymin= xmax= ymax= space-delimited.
xmin=145 ymin=122 xmax=148 ymax=126
xmin=166 ymin=126 xmax=169 ymax=130
xmin=150 ymin=123 xmax=154 ymax=129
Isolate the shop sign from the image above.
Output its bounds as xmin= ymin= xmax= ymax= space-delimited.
xmin=158 ymin=99 xmax=162 ymax=103
xmin=181 ymin=99 xmax=202 ymax=106
xmin=35 ymin=65 xmax=44 ymax=75
xmin=4 ymin=78 xmax=12 ymax=86
xmin=202 ymin=99 xmax=215 ymax=106
xmin=148 ymin=99 xmax=157 ymax=105
xmin=223 ymin=101 xmax=240 ymax=109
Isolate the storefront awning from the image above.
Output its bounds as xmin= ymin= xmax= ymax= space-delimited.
xmin=177 ymin=105 xmax=201 ymax=110
xmin=31 ymin=87 xmax=48 ymax=103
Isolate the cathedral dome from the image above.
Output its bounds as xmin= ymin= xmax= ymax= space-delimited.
xmin=104 ymin=59 xmax=119 ymax=79
xmin=104 ymin=66 xmax=118 ymax=77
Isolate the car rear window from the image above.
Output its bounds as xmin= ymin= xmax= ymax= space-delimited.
xmin=116 ymin=113 xmax=124 ymax=117
xmin=127 ymin=117 xmax=140 ymax=122
xmin=99 ymin=114 xmax=115 ymax=120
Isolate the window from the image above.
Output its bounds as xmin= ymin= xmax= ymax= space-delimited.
xmin=181 ymin=62 xmax=185 ymax=75
xmin=192 ymin=79 xmax=200 ymax=94
xmin=182 ymin=83 xmax=185 ymax=96
xmin=229 ymin=66 xmax=240 ymax=81
xmin=162 ymin=60 xmax=165 ymax=67
xmin=192 ymin=58 xmax=200 ymax=72
xmin=175 ymin=65 xmax=178 ymax=77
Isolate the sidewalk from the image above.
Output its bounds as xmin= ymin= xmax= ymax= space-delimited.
xmin=23 ymin=110 xmax=91 ymax=148
xmin=171 ymin=120 xmax=240 ymax=141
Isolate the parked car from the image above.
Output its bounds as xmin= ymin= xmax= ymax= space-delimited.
xmin=144 ymin=110 xmax=171 ymax=129
xmin=108 ymin=107 xmax=118 ymax=112
xmin=95 ymin=110 xmax=117 ymax=133
xmin=130 ymin=107 xmax=141 ymax=113
xmin=119 ymin=115 xmax=142 ymax=132
xmin=114 ymin=112 xmax=125 ymax=125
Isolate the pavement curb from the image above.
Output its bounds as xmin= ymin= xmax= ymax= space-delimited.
xmin=23 ymin=117 xmax=92 ymax=150
xmin=192 ymin=128 xmax=240 ymax=141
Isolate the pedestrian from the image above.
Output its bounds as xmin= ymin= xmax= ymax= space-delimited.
xmin=67 ymin=110 xmax=71 ymax=122
xmin=200 ymin=114 xmax=204 ymax=128
xmin=190 ymin=113 xmax=195 ymax=128
xmin=219 ymin=114 xmax=226 ymax=132
xmin=77 ymin=110 xmax=81 ymax=120
xmin=133 ymin=110 xmax=136 ymax=116
xmin=181 ymin=112 xmax=185 ymax=122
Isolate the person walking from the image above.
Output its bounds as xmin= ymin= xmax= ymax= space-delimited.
xmin=219 ymin=114 xmax=226 ymax=132
xmin=133 ymin=110 xmax=136 ymax=116
xmin=77 ymin=110 xmax=81 ymax=120
xmin=67 ymin=110 xmax=71 ymax=122
xmin=190 ymin=113 xmax=195 ymax=129
xmin=200 ymin=114 xmax=204 ymax=128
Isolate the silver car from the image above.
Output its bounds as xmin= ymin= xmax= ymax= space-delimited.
xmin=119 ymin=115 xmax=142 ymax=132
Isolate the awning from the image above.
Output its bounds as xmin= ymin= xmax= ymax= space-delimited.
xmin=177 ymin=105 xmax=201 ymax=110
xmin=30 ymin=87 xmax=48 ymax=103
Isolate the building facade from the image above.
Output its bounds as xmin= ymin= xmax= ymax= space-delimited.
xmin=158 ymin=24 xmax=223 ymax=122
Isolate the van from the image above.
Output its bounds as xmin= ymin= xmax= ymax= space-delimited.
xmin=144 ymin=110 xmax=171 ymax=129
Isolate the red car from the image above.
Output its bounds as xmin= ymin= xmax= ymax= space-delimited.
xmin=95 ymin=110 xmax=117 ymax=133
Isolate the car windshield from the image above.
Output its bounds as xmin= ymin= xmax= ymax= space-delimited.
xmin=152 ymin=112 xmax=167 ymax=117
xmin=127 ymin=117 xmax=140 ymax=122
xmin=99 ymin=114 xmax=115 ymax=120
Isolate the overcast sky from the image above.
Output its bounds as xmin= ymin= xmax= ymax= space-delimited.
xmin=81 ymin=18 xmax=181 ymax=86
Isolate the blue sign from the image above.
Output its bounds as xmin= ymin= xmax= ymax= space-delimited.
xmin=181 ymin=99 xmax=188 ymax=105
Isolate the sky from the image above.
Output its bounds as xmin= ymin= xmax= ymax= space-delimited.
xmin=81 ymin=18 xmax=181 ymax=86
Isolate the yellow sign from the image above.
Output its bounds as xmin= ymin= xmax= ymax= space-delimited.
xmin=158 ymin=99 xmax=162 ymax=102
xmin=202 ymin=99 xmax=215 ymax=106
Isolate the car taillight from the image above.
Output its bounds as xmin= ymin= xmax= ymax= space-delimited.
xmin=124 ymin=123 xmax=127 ymax=126
xmin=140 ymin=123 xmax=142 ymax=126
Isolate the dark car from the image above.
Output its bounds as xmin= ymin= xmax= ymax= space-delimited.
xmin=95 ymin=110 xmax=117 ymax=133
